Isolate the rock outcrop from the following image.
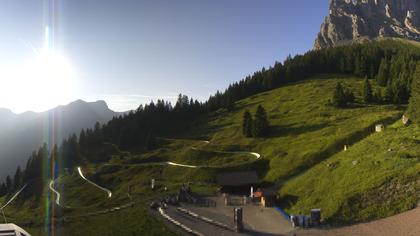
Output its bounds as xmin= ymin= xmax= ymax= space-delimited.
xmin=315 ymin=0 xmax=420 ymax=49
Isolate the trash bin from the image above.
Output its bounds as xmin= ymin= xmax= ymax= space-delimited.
xmin=311 ymin=209 xmax=321 ymax=226
xmin=304 ymin=215 xmax=311 ymax=228
xmin=297 ymin=215 xmax=304 ymax=227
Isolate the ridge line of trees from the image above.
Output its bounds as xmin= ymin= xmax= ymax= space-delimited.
xmin=207 ymin=40 xmax=419 ymax=111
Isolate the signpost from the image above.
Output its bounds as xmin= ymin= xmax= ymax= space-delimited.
xmin=234 ymin=207 xmax=243 ymax=232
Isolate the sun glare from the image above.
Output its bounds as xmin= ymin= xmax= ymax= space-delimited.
xmin=0 ymin=49 xmax=78 ymax=113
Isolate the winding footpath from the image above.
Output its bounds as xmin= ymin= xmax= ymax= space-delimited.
xmin=49 ymin=139 xmax=261 ymax=207
xmin=77 ymin=167 xmax=112 ymax=198
xmin=191 ymin=146 xmax=261 ymax=160
xmin=49 ymin=180 xmax=61 ymax=206
xmin=104 ymin=140 xmax=261 ymax=169
xmin=0 ymin=184 xmax=27 ymax=210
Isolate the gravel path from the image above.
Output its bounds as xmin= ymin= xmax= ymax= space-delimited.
xmin=77 ymin=166 xmax=113 ymax=198
xmin=49 ymin=180 xmax=61 ymax=206
xmin=290 ymin=207 xmax=420 ymax=236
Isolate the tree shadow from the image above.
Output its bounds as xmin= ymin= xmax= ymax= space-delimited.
xmin=238 ymin=100 xmax=265 ymax=109
xmin=268 ymin=123 xmax=329 ymax=138
xmin=343 ymin=103 xmax=370 ymax=109
xmin=219 ymin=158 xmax=271 ymax=181
xmin=194 ymin=123 xmax=229 ymax=136
xmin=277 ymin=194 xmax=299 ymax=210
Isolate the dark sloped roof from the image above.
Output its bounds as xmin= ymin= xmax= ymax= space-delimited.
xmin=261 ymin=187 xmax=278 ymax=197
xmin=216 ymin=171 xmax=259 ymax=186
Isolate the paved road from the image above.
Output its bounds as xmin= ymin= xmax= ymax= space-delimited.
xmin=290 ymin=207 xmax=420 ymax=236
xmin=182 ymin=196 xmax=292 ymax=236
xmin=163 ymin=205 xmax=241 ymax=236
xmin=164 ymin=204 xmax=292 ymax=236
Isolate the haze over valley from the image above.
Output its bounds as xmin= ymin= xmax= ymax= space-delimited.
xmin=0 ymin=99 xmax=121 ymax=178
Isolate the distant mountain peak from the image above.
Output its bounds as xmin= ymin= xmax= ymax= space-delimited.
xmin=89 ymin=100 xmax=109 ymax=109
xmin=0 ymin=108 xmax=14 ymax=115
xmin=62 ymin=99 xmax=110 ymax=111
xmin=0 ymin=98 xmax=121 ymax=179
xmin=73 ymin=99 xmax=87 ymax=103
xmin=315 ymin=0 xmax=420 ymax=49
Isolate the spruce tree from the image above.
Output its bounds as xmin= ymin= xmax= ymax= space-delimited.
xmin=5 ymin=175 xmax=12 ymax=193
xmin=408 ymin=64 xmax=420 ymax=122
xmin=242 ymin=110 xmax=253 ymax=137
xmin=79 ymin=129 xmax=86 ymax=149
xmin=146 ymin=131 xmax=157 ymax=150
xmin=225 ymin=95 xmax=235 ymax=112
xmin=369 ymin=64 xmax=376 ymax=79
xmin=363 ymin=78 xmax=373 ymax=103
xmin=344 ymin=88 xmax=355 ymax=104
xmin=354 ymin=56 xmax=362 ymax=76
xmin=332 ymin=82 xmax=354 ymax=107
xmin=332 ymin=82 xmax=346 ymax=107
xmin=252 ymin=105 xmax=270 ymax=137
xmin=51 ymin=145 xmax=59 ymax=176
xmin=0 ymin=182 xmax=6 ymax=196
xmin=377 ymin=59 xmax=389 ymax=86
xmin=385 ymin=81 xmax=394 ymax=103
xmin=13 ymin=167 xmax=22 ymax=190
xmin=373 ymin=88 xmax=383 ymax=104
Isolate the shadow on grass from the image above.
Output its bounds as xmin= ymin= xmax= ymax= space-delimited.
xmin=277 ymin=112 xmax=403 ymax=185
xmin=193 ymin=123 xmax=229 ymax=136
xmin=216 ymin=158 xmax=271 ymax=180
xmin=268 ymin=123 xmax=329 ymax=138
xmin=277 ymin=194 xmax=299 ymax=210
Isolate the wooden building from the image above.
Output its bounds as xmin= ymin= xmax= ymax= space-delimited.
xmin=216 ymin=171 xmax=259 ymax=195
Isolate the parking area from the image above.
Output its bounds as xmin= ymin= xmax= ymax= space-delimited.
xmin=163 ymin=205 xmax=240 ymax=236
xmin=288 ymin=207 xmax=420 ymax=236
xmin=180 ymin=195 xmax=293 ymax=236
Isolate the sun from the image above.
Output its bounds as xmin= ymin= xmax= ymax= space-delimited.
xmin=0 ymin=49 xmax=78 ymax=113
xmin=0 ymin=24 xmax=78 ymax=113
xmin=25 ymin=49 xmax=77 ymax=98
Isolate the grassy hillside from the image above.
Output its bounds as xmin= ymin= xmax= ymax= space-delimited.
xmin=1 ymin=140 xmax=222 ymax=235
xmin=198 ymin=75 xmax=404 ymax=182
xmin=2 ymin=74 xmax=418 ymax=235
xmin=279 ymin=121 xmax=420 ymax=224
xmin=1 ymin=164 xmax=188 ymax=235
xmin=191 ymin=74 xmax=418 ymax=223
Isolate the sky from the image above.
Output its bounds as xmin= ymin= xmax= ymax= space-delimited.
xmin=0 ymin=0 xmax=328 ymax=113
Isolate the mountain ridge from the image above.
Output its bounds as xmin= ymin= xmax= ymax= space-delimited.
xmin=0 ymin=99 xmax=114 ymax=115
xmin=315 ymin=0 xmax=420 ymax=49
xmin=0 ymin=99 xmax=126 ymax=179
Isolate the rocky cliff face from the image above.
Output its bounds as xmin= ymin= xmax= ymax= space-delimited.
xmin=315 ymin=0 xmax=420 ymax=49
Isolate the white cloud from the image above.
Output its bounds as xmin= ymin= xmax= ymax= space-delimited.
xmin=85 ymin=93 xmax=179 ymax=112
